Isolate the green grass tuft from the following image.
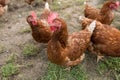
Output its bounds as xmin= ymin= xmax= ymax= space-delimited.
xmin=19 ymin=27 xmax=31 ymax=34
xmin=1 ymin=63 xmax=19 ymax=77
xmin=97 ymin=57 xmax=120 ymax=79
xmin=22 ymin=44 xmax=39 ymax=56
xmin=0 ymin=44 xmax=5 ymax=53
xmin=6 ymin=53 xmax=17 ymax=63
xmin=71 ymin=65 xmax=88 ymax=80
xmin=97 ymin=61 xmax=108 ymax=75
xmin=41 ymin=63 xmax=88 ymax=80
xmin=51 ymin=0 xmax=61 ymax=11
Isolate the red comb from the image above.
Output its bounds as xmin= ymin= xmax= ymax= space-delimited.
xmin=48 ymin=12 xmax=58 ymax=25
xmin=116 ymin=1 xmax=120 ymax=7
xmin=31 ymin=11 xmax=37 ymax=19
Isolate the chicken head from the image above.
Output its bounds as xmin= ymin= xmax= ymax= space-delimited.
xmin=109 ymin=1 xmax=120 ymax=10
xmin=27 ymin=11 xmax=37 ymax=26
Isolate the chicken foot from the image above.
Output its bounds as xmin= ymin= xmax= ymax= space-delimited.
xmin=88 ymin=42 xmax=104 ymax=62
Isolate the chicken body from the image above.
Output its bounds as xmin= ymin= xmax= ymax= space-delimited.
xmin=25 ymin=0 xmax=34 ymax=5
xmin=40 ymin=2 xmax=51 ymax=20
xmin=0 ymin=0 xmax=9 ymax=16
xmin=43 ymin=0 xmax=53 ymax=3
xmin=26 ymin=2 xmax=53 ymax=43
xmin=0 ymin=4 xmax=4 ymax=16
xmin=84 ymin=1 xmax=120 ymax=25
xmin=0 ymin=0 xmax=9 ymax=7
xmin=47 ymin=18 xmax=96 ymax=66
xmin=27 ymin=17 xmax=52 ymax=43
xmin=81 ymin=18 xmax=120 ymax=57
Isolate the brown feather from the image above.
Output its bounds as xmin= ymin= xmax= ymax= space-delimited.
xmin=84 ymin=1 xmax=117 ymax=25
xmin=47 ymin=18 xmax=94 ymax=66
xmin=26 ymin=15 xmax=52 ymax=43
xmin=81 ymin=18 xmax=120 ymax=57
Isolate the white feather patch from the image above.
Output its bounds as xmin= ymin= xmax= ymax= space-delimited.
xmin=87 ymin=20 xmax=96 ymax=33
xmin=45 ymin=2 xmax=50 ymax=10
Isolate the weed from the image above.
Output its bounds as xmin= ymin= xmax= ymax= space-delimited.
xmin=22 ymin=44 xmax=39 ymax=56
xmin=97 ymin=57 xmax=120 ymax=79
xmin=1 ymin=63 xmax=19 ymax=77
xmin=0 ymin=44 xmax=5 ymax=53
xmin=51 ymin=0 xmax=61 ymax=11
xmin=97 ymin=61 xmax=108 ymax=75
xmin=41 ymin=63 xmax=88 ymax=80
xmin=6 ymin=53 xmax=17 ymax=63
xmin=70 ymin=65 xmax=88 ymax=80
xmin=19 ymin=27 xmax=31 ymax=34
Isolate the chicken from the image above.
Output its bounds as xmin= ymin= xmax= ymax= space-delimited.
xmin=25 ymin=0 xmax=53 ymax=6
xmin=47 ymin=18 xmax=96 ymax=67
xmin=40 ymin=2 xmax=51 ymax=20
xmin=0 ymin=4 xmax=4 ymax=16
xmin=26 ymin=14 xmax=52 ymax=43
xmin=80 ymin=17 xmax=120 ymax=62
xmin=43 ymin=0 xmax=53 ymax=3
xmin=0 ymin=0 xmax=9 ymax=16
xmin=84 ymin=1 xmax=120 ymax=25
xmin=26 ymin=2 xmax=57 ymax=43
xmin=25 ymin=0 xmax=34 ymax=5
xmin=0 ymin=0 xmax=9 ymax=7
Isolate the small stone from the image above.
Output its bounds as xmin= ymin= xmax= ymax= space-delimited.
xmin=18 ymin=15 xmax=22 ymax=18
xmin=58 ymin=2 xmax=61 ymax=5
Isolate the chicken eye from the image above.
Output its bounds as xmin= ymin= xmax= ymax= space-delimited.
xmin=28 ymin=17 xmax=33 ymax=22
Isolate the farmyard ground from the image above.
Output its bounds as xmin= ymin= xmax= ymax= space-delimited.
xmin=0 ymin=0 xmax=120 ymax=80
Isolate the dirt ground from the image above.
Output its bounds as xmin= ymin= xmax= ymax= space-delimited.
xmin=0 ymin=0 xmax=120 ymax=80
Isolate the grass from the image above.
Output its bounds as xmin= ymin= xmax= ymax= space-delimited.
xmin=51 ymin=0 xmax=62 ymax=11
xmin=97 ymin=57 xmax=120 ymax=80
xmin=41 ymin=63 xmax=88 ymax=80
xmin=70 ymin=65 xmax=88 ymax=80
xmin=0 ymin=44 xmax=5 ymax=53
xmin=51 ymin=0 xmax=84 ymax=11
xmin=1 ymin=63 xmax=19 ymax=77
xmin=22 ymin=44 xmax=39 ymax=56
xmin=6 ymin=53 xmax=18 ymax=63
xmin=19 ymin=27 xmax=31 ymax=34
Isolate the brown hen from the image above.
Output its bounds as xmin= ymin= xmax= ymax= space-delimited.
xmin=0 ymin=0 xmax=9 ymax=16
xmin=80 ymin=17 xmax=120 ymax=62
xmin=84 ymin=1 xmax=120 ymax=25
xmin=26 ymin=2 xmax=56 ymax=43
xmin=0 ymin=4 xmax=4 ymax=16
xmin=47 ymin=18 xmax=96 ymax=67
xmin=0 ymin=0 xmax=9 ymax=7
xmin=25 ymin=0 xmax=34 ymax=5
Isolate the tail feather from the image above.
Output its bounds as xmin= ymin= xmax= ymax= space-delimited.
xmin=84 ymin=1 xmax=87 ymax=5
xmin=45 ymin=2 xmax=50 ymax=11
xmin=87 ymin=20 xmax=96 ymax=33
xmin=84 ymin=0 xmax=89 ymax=8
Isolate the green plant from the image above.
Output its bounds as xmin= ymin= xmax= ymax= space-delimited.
xmin=6 ymin=53 xmax=17 ymax=63
xmin=41 ymin=63 xmax=88 ymax=80
xmin=70 ymin=65 xmax=88 ymax=80
xmin=0 ymin=44 xmax=5 ymax=53
xmin=97 ymin=57 xmax=120 ymax=79
xmin=22 ymin=44 xmax=39 ymax=56
xmin=1 ymin=63 xmax=19 ymax=77
xmin=97 ymin=61 xmax=108 ymax=75
xmin=19 ymin=27 xmax=31 ymax=34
